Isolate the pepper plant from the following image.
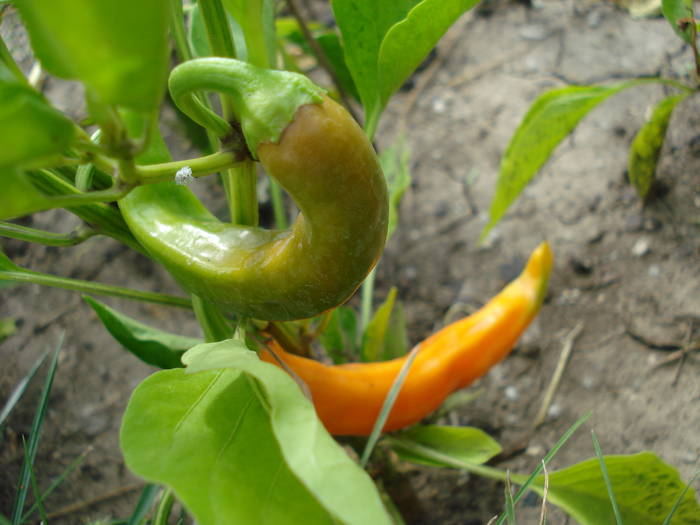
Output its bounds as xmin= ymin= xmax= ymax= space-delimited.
xmin=1 ymin=0 xmax=699 ymax=523
xmin=483 ymin=0 xmax=700 ymax=236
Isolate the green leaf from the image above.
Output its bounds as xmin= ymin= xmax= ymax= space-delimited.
xmin=188 ymin=4 xmax=248 ymax=62
xmin=220 ymin=0 xmax=276 ymax=67
xmin=381 ymin=298 xmax=410 ymax=360
xmin=121 ymin=340 xmax=392 ymax=525
xmin=15 ymin=0 xmax=170 ymax=111
xmin=483 ymin=81 xmax=650 ymax=238
xmin=361 ymin=287 xmax=397 ymax=362
xmin=332 ymin=0 xmax=478 ymax=136
xmin=0 ymin=65 xmax=76 ymax=169
xmin=392 ymin=425 xmax=502 ymax=467
xmin=317 ymin=32 xmax=360 ymax=101
xmin=318 ymin=306 xmax=359 ymax=364
xmin=377 ymin=0 xmax=478 ymax=108
xmin=628 ymin=93 xmax=687 ymax=200
xmin=278 ymin=19 xmax=359 ymax=101
xmin=84 ymin=296 xmax=200 ymax=369
xmin=0 ymin=317 xmax=16 ymax=343
xmin=535 ymin=453 xmax=700 ymax=525
xmin=662 ymin=0 xmax=695 ymax=45
xmin=379 ymin=135 xmax=412 ymax=240
xmin=0 ymin=170 xmax=55 ymax=221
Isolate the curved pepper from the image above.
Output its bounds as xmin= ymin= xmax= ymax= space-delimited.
xmin=120 ymin=59 xmax=388 ymax=321
xmin=261 ymin=242 xmax=553 ymax=435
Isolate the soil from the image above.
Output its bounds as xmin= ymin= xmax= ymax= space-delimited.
xmin=1 ymin=0 xmax=699 ymax=523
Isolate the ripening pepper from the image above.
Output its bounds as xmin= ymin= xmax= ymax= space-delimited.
xmin=261 ymin=242 xmax=553 ymax=436
xmin=119 ymin=58 xmax=388 ymax=321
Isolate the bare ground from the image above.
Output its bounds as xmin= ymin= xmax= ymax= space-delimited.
xmin=2 ymin=0 xmax=700 ymax=523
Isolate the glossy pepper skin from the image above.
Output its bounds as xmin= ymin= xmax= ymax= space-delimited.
xmin=120 ymin=65 xmax=388 ymax=320
xmin=261 ymin=242 xmax=553 ymax=436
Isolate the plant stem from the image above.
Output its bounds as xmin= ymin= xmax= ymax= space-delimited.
xmin=153 ymin=488 xmax=175 ymax=525
xmin=360 ymin=268 xmax=376 ymax=334
xmin=1 ymin=270 xmax=191 ymax=309
xmin=134 ymin=150 xmax=243 ymax=183
xmin=0 ymin=222 xmax=96 ymax=246
xmin=168 ymin=0 xmax=193 ymax=62
xmin=269 ymin=179 xmax=288 ymax=229
xmin=230 ymin=161 xmax=259 ymax=226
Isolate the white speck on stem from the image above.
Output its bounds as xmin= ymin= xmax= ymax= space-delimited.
xmin=175 ymin=166 xmax=194 ymax=185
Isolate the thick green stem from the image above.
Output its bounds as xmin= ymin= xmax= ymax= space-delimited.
xmin=134 ymin=150 xmax=242 ymax=183
xmin=1 ymin=270 xmax=191 ymax=309
xmin=168 ymin=0 xmax=193 ymax=63
xmin=230 ymin=161 xmax=259 ymax=227
xmin=0 ymin=222 xmax=96 ymax=246
xmin=269 ymin=179 xmax=288 ymax=229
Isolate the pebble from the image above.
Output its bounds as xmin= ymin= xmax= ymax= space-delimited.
xmin=526 ymin=444 xmax=545 ymax=457
xmin=648 ymin=265 xmax=661 ymax=277
xmin=631 ymin=238 xmax=651 ymax=257
xmin=432 ymin=98 xmax=446 ymax=114
xmin=504 ymin=385 xmax=519 ymax=401
xmin=519 ymin=24 xmax=550 ymax=41
xmin=547 ymin=403 xmax=562 ymax=418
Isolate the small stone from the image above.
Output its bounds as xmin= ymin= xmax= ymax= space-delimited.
xmin=547 ymin=403 xmax=561 ymax=418
xmin=648 ymin=265 xmax=661 ymax=277
xmin=504 ymin=385 xmax=518 ymax=401
xmin=432 ymin=98 xmax=446 ymax=113
xmin=526 ymin=444 xmax=545 ymax=457
xmin=631 ymin=238 xmax=651 ymax=257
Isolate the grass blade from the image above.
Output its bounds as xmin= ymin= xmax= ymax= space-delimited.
xmin=495 ymin=412 xmax=591 ymax=525
xmin=360 ymin=347 xmax=419 ymax=467
xmin=591 ymin=430 xmax=624 ymax=525
xmin=22 ymin=437 xmax=48 ymax=523
xmin=504 ymin=471 xmax=516 ymax=524
xmin=126 ymin=484 xmax=160 ymax=525
xmin=538 ymin=460 xmax=549 ymax=525
xmin=662 ymin=468 xmax=700 ymax=525
xmin=11 ymin=334 xmax=63 ymax=524
xmin=21 ymin=447 xmax=92 ymax=522
xmin=0 ymin=349 xmax=50 ymax=429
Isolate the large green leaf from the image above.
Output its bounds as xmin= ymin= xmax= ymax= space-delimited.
xmin=16 ymin=0 xmax=169 ymax=111
xmin=483 ymin=81 xmax=651 ymax=237
xmin=84 ymin=296 xmax=200 ymax=369
xmin=220 ymin=0 xmax=276 ymax=67
xmin=332 ymin=0 xmax=477 ymax=135
xmin=391 ymin=425 xmax=502 ymax=467
xmin=628 ymin=93 xmax=688 ymax=200
xmin=1 ymin=170 xmax=55 ymax=221
xmin=121 ymin=340 xmax=391 ymax=525
xmin=662 ymin=0 xmax=695 ymax=45
xmin=377 ymin=0 xmax=479 ymax=107
xmin=0 ymin=65 xmax=75 ymax=169
xmin=537 ymin=453 xmax=700 ymax=524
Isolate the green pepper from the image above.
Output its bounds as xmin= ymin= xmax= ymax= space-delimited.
xmin=120 ymin=59 xmax=388 ymax=321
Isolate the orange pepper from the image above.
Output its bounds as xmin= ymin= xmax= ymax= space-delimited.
xmin=261 ymin=242 xmax=553 ymax=436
